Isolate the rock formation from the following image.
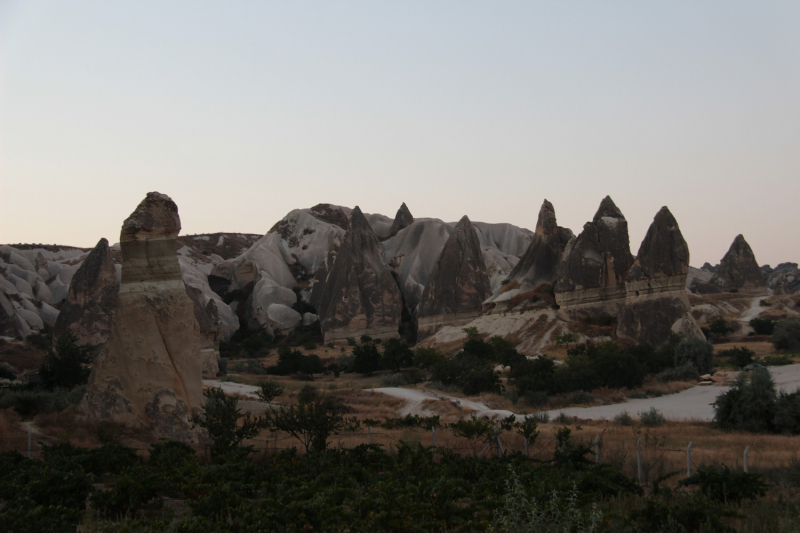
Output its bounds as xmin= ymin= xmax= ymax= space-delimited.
xmin=555 ymin=196 xmax=634 ymax=307
xmin=709 ymin=235 xmax=768 ymax=293
xmin=417 ymin=216 xmax=492 ymax=339
xmin=53 ymin=238 xmax=119 ymax=346
xmin=763 ymin=263 xmax=800 ymax=295
xmin=317 ymin=206 xmax=402 ymax=341
xmin=80 ymin=192 xmax=216 ymax=440
xmin=385 ymin=202 xmax=414 ymax=239
xmin=617 ymin=207 xmax=702 ymax=346
xmin=507 ymin=200 xmax=574 ymax=289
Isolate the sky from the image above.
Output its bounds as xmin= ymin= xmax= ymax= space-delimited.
xmin=1 ymin=1 xmax=799 ymax=267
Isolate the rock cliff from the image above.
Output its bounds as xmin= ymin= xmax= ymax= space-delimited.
xmin=80 ymin=192 xmax=215 ymax=440
xmin=385 ymin=203 xmax=414 ymax=240
xmin=709 ymin=235 xmax=768 ymax=293
xmin=53 ymin=238 xmax=119 ymax=346
xmin=317 ymin=206 xmax=402 ymax=341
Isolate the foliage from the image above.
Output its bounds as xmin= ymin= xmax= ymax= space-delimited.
xmin=265 ymin=345 xmax=324 ymax=376
xmin=638 ymin=407 xmax=666 ymax=427
xmin=228 ymin=358 xmax=267 ymax=374
xmin=219 ymin=324 xmax=273 ymax=359
xmin=679 ymin=463 xmax=768 ymax=505
xmin=656 ymin=362 xmax=700 ymax=382
xmin=39 ymin=332 xmax=94 ymax=390
xmin=489 ymin=469 xmax=601 ymax=533
xmin=0 ymin=386 xmax=85 ymax=418
xmin=758 ymin=354 xmax=795 ymax=366
xmin=708 ymin=317 xmax=734 ymax=340
xmin=674 ymin=336 xmax=714 ymax=374
xmin=381 ymin=337 xmax=414 ymax=372
xmin=554 ymin=332 xmax=579 ymax=347
xmin=380 ymin=373 xmax=408 ymax=387
xmin=191 ymin=388 xmax=263 ymax=459
xmin=256 ymin=380 xmax=283 ymax=406
xmin=352 ymin=340 xmax=382 ymax=376
xmin=719 ymin=346 xmax=755 ymax=369
xmin=773 ymin=389 xmax=800 ymax=434
xmin=449 ymin=414 xmax=495 ymax=451
xmin=750 ymin=317 xmax=775 ymax=336
xmin=0 ymin=362 xmax=16 ymax=380
xmin=413 ymin=346 xmax=445 ymax=369
xmin=713 ymin=370 xmax=778 ymax=433
xmin=515 ymin=416 xmax=541 ymax=448
xmin=266 ymin=395 xmax=357 ymax=452
xmin=614 ymin=411 xmax=634 ymax=426
xmin=772 ymin=318 xmax=800 ymax=351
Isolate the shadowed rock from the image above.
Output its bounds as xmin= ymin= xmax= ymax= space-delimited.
xmin=555 ymin=196 xmax=634 ymax=304
xmin=709 ymin=235 xmax=767 ymax=292
xmin=418 ymin=215 xmax=492 ymax=319
xmin=385 ymin=203 xmax=414 ymax=239
xmin=507 ymin=200 xmax=574 ymax=288
xmin=80 ymin=192 xmax=216 ymax=441
xmin=626 ymin=207 xmax=689 ymax=281
xmin=53 ymin=238 xmax=120 ymax=346
xmin=317 ymin=206 xmax=402 ymax=341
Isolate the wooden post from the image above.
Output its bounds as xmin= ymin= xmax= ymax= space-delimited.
xmin=687 ymin=441 xmax=694 ymax=478
xmin=524 ymin=438 xmax=529 ymax=458
xmin=431 ymin=426 xmax=436 ymax=447
xmin=594 ymin=434 xmax=601 ymax=463
xmin=636 ymin=437 xmax=643 ymax=483
xmin=744 ymin=446 xmax=750 ymax=473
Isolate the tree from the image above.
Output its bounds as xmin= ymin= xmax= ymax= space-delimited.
xmin=449 ymin=415 xmax=495 ymax=455
xmin=750 ymin=317 xmax=775 ymax=336
xmin=256 ymin=380 xmax=284 ymax=407
xmin=191 ymin=388 xmax=263 ymax=459
xmin=413 ymin=347 xmax=445 ymax=370
xmin=40 ymin=332 xmax=94 ymax=390
xmin=713 ymin=370 xmax=777 ymax=433
xmin=352 ymin=342 xmax=381 ymax=376
xmin=772 ymin=318 xmax=800 ymax=352
xmin=266 ymin=396 xmax=357 ymax=452
xmin=708 ymin=318 xmax=734 ymax=340
xmin=674 ymin=337 xmax=714 ymax=374
xmin=381 ymin=338 xmax=413 ymax=372
xmin=515 ymin=416 xmax=540 ymax=456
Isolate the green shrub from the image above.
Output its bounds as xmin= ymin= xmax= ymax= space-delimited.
xmin=772 ymin=318 xmax=800 ymax=351
xmin=639 ymin=407 xmax=666 ymax=427
xmin=614 ymin=411 xmax=634 ymax=426
xmin=759 ymin=354 xmax=795 ymax=366
xmin=773 ymin=390 xmax=800 ymax=434
xmin=381 ymin=338 xmax=413 ymax=372
xmin=0 ymin=386 xmax=85 ymax=418
xmin=714 ymin=370 xmax=777 ymax=433
xmin=674 ymin=336 xmax=714 ymax=374
xmin=352 ymin=341 xmax=381 ymax=376
xmin=40 ymin=333 xmax=93 ymax=390
xmin=679 ymin=463 xmax=768 ymax=504
xmin=708 ymin=317 xmax=734 ymax=340
xmin=656 ymin=362 xmax=700 ymax=382
xmin=229 ymin=358 xmax=267 ymax=375
xmin=380 ymin=373 xmax=408 ymax=387
xmin=0 ymin=363 xmax=16 ymax=380
xmin=191 ymin=388 xmax=263 ymax=459
xmin=750 ymin=317 xmax=776 ymax=335
xmin=719 ymin=346 xmax=755 ymax=369
xmin=266 ymin=345 xmax=324 ymax=376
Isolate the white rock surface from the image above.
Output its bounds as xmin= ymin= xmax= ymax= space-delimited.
xmin=40 ymin=302 xmax=60 ymax=328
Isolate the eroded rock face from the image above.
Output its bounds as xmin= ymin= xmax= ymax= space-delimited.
xmin=80 ymin=192 xmax=214 ymax=441
xmin=53 ymin=238 xmax=119 ymax=346
xmin=555 ymin=196 xmax=634 ymax=306
xmin=507 ymin=200 xmax=574 ymax=288
xmin=418 ymin=216 xmax=492 ymax=317
xmin=617 ymin=296 xmax=702 ymax=346
xmin=385 ymin=203 xmax=414 ymax=240
xmin=317 ymin=207 xmax=402 ymax=341
xmin=626 ymin=207 xmax=689 ymax=282
xmin=763 ymin=263 xmax=800 ymax=295
xmin=709 ymin=235 xmax=768 ymax=292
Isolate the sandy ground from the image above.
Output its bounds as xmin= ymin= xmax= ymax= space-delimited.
xmin=375 ymin=364 xmax=800 ymax=423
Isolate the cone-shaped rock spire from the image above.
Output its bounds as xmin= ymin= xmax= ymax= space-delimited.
xmin=387 ymin=202 xmax=414 ymax=239
xmin=317 ymin=206 xmax=403 ymax=340
xmin=710 ymin=235 xmax=767 ymax=292
xmin=508 ymin=200 xmax=574 ymax=288
xmin=53 ymin=238 xmax=120 ymax=346
xmin=627 ymin=206 xmax=689 ymax=281
xmin=418 ymin=215 xmax=492 ymax=317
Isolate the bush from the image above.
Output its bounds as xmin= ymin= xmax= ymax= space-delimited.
xmin=381 ymin=338 xmax=413 ymax=372
xmin=191 ymin=388 xmax=263 ymax=459
xmin=0 ymin=363 xmax=16 ymax=380
xmin=759 ymin=354 xmax=795 ymax=366
xmin=773 ymin=390 xmax=800 ymax=434
xmin=229 ymin=359 xmax=267 ymax=375
xmin=679 ymin=463 xmax=768 ymax=504
xmin=656 ymin=362 xmax=699 ymax=382
xmin=380 ymin=373 xmax=408 ymax=387
xmin=719 ymin=346 xmax=755 ymax=369
xmin=352 ymin=342 xmax=381 ymax=376
xmin=639 ymin=407 xmax=666 ymax=427
xmin=772 ymin=318 xmax=800 ymax=351
xmin=40 ymin=333 xmax=93 ymax=390
xmin=614 ymin=411 xmax=634 ymax=426
xmin=0 ymin=387 xmax=85 ymax=418
xmin=708 ymin=318 xmax=734 ymax=340
xmin=750 ymin=317 xmax=776 ymax=336
xmin=714 ymin=370 xmax=777 ymax=433
xmin=674 ymin=336 xmax=714 ymax=374
xmin=266 ymin=345 xmax=324 ymax=376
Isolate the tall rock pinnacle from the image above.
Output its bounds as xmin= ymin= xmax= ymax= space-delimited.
xmin=626 ymin=206 xmax=689 ymax=281
xmin=710 ymin=235 xmax=767 ymax=292
xmin=507 ymin=200 xmax=574 ymax=288
xmin=418 ymin=215 xmax=492 ymax=318
xmin=386 ymin=202 xmax=414 ymax=239
xmin=317 ymin=206 xmax=403 ymax=341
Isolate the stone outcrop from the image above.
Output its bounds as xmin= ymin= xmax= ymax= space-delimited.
xmin=617 ymin=207 xmax=702 ymax=346
xmin=317 ymin=206 xmax=402 ymax=341
xmin=80 ymin=192 xmax=216 ymax=441
xmin=53 ymin=238 xmax=119 ymax=346
xmin=709 ymin=235 xmax=767 ymax=293
xmin=763 ymin=263 xmax=800 ymax=295
xmin=507 ymin=200 xmax=574 ymax=289
xmin=555 ymin=196 xmax=634 ymax=307
xmin=385 ymin=203 xmax=414 ymax=240
xmin=417 ymin=216 xmax=492 ymax=338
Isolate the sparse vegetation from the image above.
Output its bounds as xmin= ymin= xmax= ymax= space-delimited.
xmin=673 ymin=336 xmax=714 ymax=374
xmin=771 ymin=317 xmax=800 ymax=352
xmin=713 ymin=369 xmax=800 ymax=434
xmin=719 ymin=346 xmax=755 ymax=369
xmin=638 ymin=407 xmax=666 ymax=427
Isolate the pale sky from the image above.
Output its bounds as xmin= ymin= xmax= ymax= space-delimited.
xmin=2 ymin=1 xmax=799 ymax=267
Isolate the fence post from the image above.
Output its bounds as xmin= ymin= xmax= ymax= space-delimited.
xmin=744 ymin=446 xmax=750 ymax=473
xmin=594 ymin=434 xmax=601 ymax=463
xmin=369 ymin=426 xmax=373 ymax=445
xmin=494 ymin=427 xmax=500 ymax=457
xmin=431 ymin=426 xmax=436 ymax=447
xmin=636 ymin=437 xmax=643 ymax=484
xmin=687 ymin=441 xmax=694 ymax=478
xmin=524 ymin=438 xmax=529 ymax=458
xmin=27 ymin=425 xmax=32 ymax=459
